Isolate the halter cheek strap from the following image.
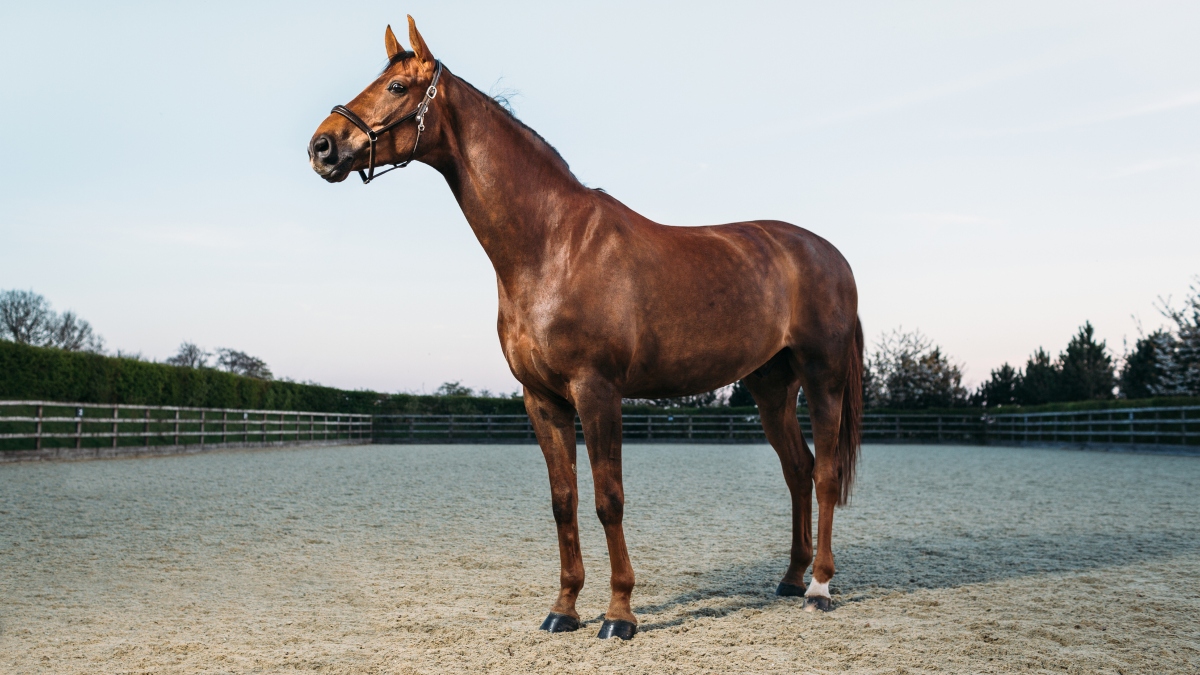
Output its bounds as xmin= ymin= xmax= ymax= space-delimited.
xmin=330 ymin=59 xmax=443 ymax=184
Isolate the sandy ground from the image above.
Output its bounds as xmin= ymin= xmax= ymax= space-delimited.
xmin=1 ymin=443 xmax=1198 ymax=674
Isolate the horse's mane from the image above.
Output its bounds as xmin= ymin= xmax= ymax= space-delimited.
xmin=384 ymin=52 xmax=575 ymax=178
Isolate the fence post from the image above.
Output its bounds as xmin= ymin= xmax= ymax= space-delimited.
xmin=223 ymin=411 xmax=228 ymax=444
xmin=174 ymin=409 xmax=180 ymax=446
xmin=76 ymin=407 xmax=83 ymax=449
xmin=35 ymin=404 xmax=43 ymax=450
xmin=144 ymin=408 xmax=151 ymax=448
xmin=112 ymin=406 xmax=119 ymax=449
xmin=937 ymin=416 xmax=943 ymax=442
xmin=200 ymin=410 xmax=206 ymax=448
xmin=1128 ymin=411 xmax=1134 ymax=445
xmin=1183 ymin=409 xmax=1189 ymax=447
xmin=687 ymin=416 xmax=693 ymax=440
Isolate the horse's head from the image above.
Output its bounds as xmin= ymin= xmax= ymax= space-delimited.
xmin=308 ymin=16 xmax=442 ymax=183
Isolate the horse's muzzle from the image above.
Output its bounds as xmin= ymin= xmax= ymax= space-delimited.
xmin=308 ymin=133 xmax=351 ymax=182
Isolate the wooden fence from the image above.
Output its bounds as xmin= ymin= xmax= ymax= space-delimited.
xmin=984 ymin=405 xmax=1197 ymax=449
xmin=372 ymin=406 xmax=1198 ymax=450
xmin=372 ymin=412 xmax=984 ymax=444
xmin=372 ymin=412 xmax=982 ymax=444
xmin=0 ymin=401 xmax=372 ymax=460
xmin=4 ymin=402 xmax=1197 ymax=458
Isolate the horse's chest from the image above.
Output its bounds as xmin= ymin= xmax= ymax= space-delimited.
xmin=497 ymin=305 xmax=564 ymax=387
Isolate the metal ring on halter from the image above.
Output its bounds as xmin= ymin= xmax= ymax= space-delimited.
xmin=330 ymin=60 xmax=443 ymax=184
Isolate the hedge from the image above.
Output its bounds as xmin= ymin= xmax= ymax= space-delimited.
xmin=0 ymin=340 xmax=526 ymax=415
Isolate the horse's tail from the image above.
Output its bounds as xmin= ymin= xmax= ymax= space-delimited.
xmin=837 ymin=316 xmax=864 ymax=506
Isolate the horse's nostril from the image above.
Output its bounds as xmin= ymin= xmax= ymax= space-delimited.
xmin=311 ymin=134 xmax=340 ymax=167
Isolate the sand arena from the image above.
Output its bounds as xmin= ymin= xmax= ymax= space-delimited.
xmin=1 ymin=443 xmax=1198 ymax=673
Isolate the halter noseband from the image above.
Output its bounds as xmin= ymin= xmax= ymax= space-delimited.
xmin=330 ymin=60 xmax=443 ymax=184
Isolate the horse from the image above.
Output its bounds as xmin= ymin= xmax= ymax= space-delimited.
xmin=309 ymin=17 xmax=863 ymax=640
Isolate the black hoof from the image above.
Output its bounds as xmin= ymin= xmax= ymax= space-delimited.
xmin=803 ymin=595 xmax=833 ymax=612
xmin=539 ymin=612 xmax=580 ymax=632
xmin=596 ymin=619 xmax=637 ymax=640
xmin=776 ymin=581 xmax=807 ymax=597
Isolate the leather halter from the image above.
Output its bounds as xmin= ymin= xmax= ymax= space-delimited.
xmin=330 ymin=60 xmax=443 ymax=184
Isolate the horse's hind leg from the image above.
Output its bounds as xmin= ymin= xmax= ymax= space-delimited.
xmin=743 ymin=350 xmax=815 ymax=596
xmin=795 ymin=353 xmax=851 ymax=612
xmin=524 ymin=387 xmax=585 ymax=633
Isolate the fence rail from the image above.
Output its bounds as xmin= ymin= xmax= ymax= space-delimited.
xmin=4 ymin=402 xmax=1197 ymax=458
xmin=0 ymin=401 xmax=372 ymax=459
xmin=371 ymin=413 xmax=984 ymax=444
xmin=373 ymin=406 xmax=1199 ymax=450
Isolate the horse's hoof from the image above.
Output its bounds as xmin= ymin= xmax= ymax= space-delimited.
xmin=596 ymin=619 xmax=637 ymax=640
xmin=539 ymin=612 xmax=580 ymax=632
xmin=776 ymin=581 xmax=807 ymax=597
xmin=803 ymin=595 xmax=833 ymax=612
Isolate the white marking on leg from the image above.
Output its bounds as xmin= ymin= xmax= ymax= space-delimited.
xmin=805 ymin=579 xmax=830 ymax=598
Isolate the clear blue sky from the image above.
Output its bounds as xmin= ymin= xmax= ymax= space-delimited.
xmin=2 ymin=1 xmax=1197 ymax=394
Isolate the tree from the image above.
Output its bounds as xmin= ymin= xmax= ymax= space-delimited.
xmin=728 ymin=380 xmax=755 ymax=407
xmin=1119 ymin=330 xmax=1172 ymax=399
xmin=1057 ymin=322 xmax=1115 ymax=400
xmin=1154 ymin=278 xmax=1200 ymax=396
xmin=435 ymin=381 xmax=474 ymax=396
xmin=867 ymin=328 xmax=968 ymax=409
xmin=0 ymin=289 xmax=104 ymax=352
xmin=166 ymin=342 xmax=211 ymax=369
xmin=975 ymin=363 xmax=1020 ymax=408
xmin=1014 ymin=348 xmax=1059 ymax=405
xmin=215 ymin=348 xmax=273 ymax=380
xmin=0 ymin=290 xmax=54 ymax=345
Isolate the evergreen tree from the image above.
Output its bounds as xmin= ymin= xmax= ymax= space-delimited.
xmin=1058 ymin=322 xmax=1115 ymax=400
xmin=1015 ymin=348 xmax=1059 ymax=405
xmin=975 ymin=363 xmax=1020 ymax=407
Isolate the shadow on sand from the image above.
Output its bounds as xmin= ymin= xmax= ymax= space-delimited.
xmin=635 ymin=528 xmax=1200 ymax=632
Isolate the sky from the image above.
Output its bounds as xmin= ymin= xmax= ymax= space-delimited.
xmin=1 ymin=1 xmax=1198 ymax=394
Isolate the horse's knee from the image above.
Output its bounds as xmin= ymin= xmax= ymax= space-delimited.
xmin=594 ymin=488 xmax=624 ymax=526
xmin=550 ymin=487 xmax=577 ymax=524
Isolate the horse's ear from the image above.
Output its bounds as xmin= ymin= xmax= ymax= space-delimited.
xmin=407 ymin=15 xmax=435 ymax=65
xmin=384 ymin=24 xmax=403 ymax=60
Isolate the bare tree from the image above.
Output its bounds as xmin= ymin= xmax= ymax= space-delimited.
xmin=1149 ymin=277 xmax=1200 ymax=396
xmin=46 ymin=311 xmax=105 ymax=352
xmin=165 ymin=342 xmax=211 ymax=369
xmin=1 ymin=289 xmax=105 ymax=352
xmin=215 ymin=348 xmax=273 ymax=380
xmin=0 ymin=290 xmax=54 ymax=345
xmin=868 ymin=327 xmax=968 ymax=409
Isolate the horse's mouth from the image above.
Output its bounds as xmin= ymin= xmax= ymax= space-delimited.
xmin=312 ymin=156 xmax=355 ymax=183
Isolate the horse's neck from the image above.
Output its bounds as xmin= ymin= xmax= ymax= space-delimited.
xmin=430 ymin=74 xmax=588 ymax=281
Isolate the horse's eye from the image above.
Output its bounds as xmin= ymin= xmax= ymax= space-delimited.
xmin=388 ymin=82 xmax=407 ymax=94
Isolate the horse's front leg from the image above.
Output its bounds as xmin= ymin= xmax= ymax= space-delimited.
xmin=571 ymin=377 xmax=637 ymax=640
xmin=524 ymin=387 xmax=585 ymax=632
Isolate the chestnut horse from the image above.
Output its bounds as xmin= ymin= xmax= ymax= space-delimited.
xmin=310 ymin=17 xmax=862 ymax=640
